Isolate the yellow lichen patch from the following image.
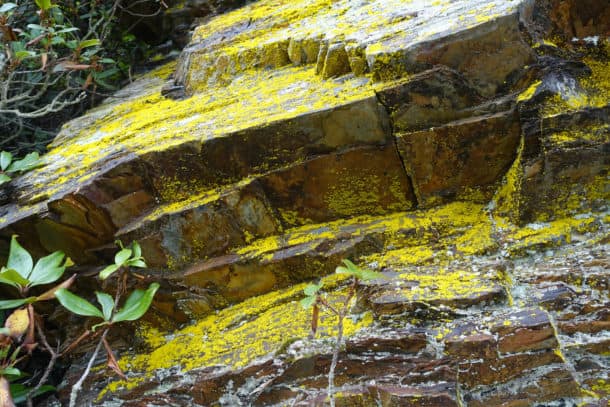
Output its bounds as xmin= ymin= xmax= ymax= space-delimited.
xmin=101 ymin=277 xmax=372 ymax=398
xmin=503 ymin=215 xmax=599 ymax=256
xmin=517 ymin=80 xmax=541 ymax=102
xmin=546 ymin=123 xmax=609 ymax=147
xmin=454 ymin=221 xmax=497 ymax=256
xmin=141 ymin=60 xmax=177 ymax=80
xmin=493 ymin=136 xmax=524 ymax=223
xmin=396 ymin=268 xmax=501 ymax=303
xmin=16 ymin=63 xmax=379 ymax=215
xmin=542 ymin=57 xmax=610 ymax=118
xmin=533 ymin=39 xmax=558 ymax=48
xmin=364 ymin=244 xmax=437 ymax=267
xmin=236 ymin=201 xmax=487 ymax=262
xmin=590 ymin=378 xmax=610 ymax=397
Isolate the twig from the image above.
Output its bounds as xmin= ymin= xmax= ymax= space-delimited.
xmin=27 ymin=323 xmax=60 ymax=407
xmin=68 ymin=329 xmax=108 ymax=407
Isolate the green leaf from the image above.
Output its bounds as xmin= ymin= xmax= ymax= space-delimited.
xmin=0 ymin=268 xmax=30 ymax=289
xmin=99 ymin=264 xmax=119 ymax=280
xmin=0 ymin=3 xmax=17 ymax=13
xmin=112 ymin=283 xmax=159 ymax=323
xmin=131 ymin=241 xmax=141 ymax=259
xmin=0 ymin=367 xmax=20 ymax=377
xmin=355 ymin=268 xmax=384 ymax=281
xmin=56 ymin=27 xmax=79 ymax=34
xmin=55 ymin=289 xmax=103 ymax=318
xmin=100 ymin=58 xmax=115 ymax=64
xmin=7 ymin=152 xmax=41 ymax=173
xmin=66 ymin=39 xmax=78 ymax=49
xmin=35 ymin=0 xmax=52 ymax=11
xmin=29 ymin=251 xmax=65 ymax=286
xmin=0 ymin=151 xmax=12 ymax=171
xmin=95 ymin=292 xmax=114 ymax=321
xmin=93 ymin=67 xmax=119 ymax=80
xmin=0 ymin=298 xmax=35 ymax=310
xmin=7 ymin=236 xmax=33 ymax=279
xmin=78 ymin=39 xmax=100 ymax=49
xmin=300 ymin=295 xmax=316 ymax=309
xmin=303 ymin=283 xmax=322 ymax=296
xmin=341 ymin=259 xmax=359 ymax=272
xmin=114 ymin=248 xmax=132 ymax=266
xmin=11 ymin=383 xmax=55 ymax=404
xmin=14 ymin=50 xmax=36 ymax=61
xmin=0 ymin=174 xmax=11 ymax=186
xmin=127 ymin=259 xmax=146 ymax=268
xmin=26 ymin=24 xmax=46 ymax=31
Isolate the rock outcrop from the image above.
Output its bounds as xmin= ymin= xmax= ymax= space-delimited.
xmin=1 ymin=0 xmax=608 ymax=405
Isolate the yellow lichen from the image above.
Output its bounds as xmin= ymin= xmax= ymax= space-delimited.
xmin=395 ymin=268 xmax=501 ymax=303
xmin=542 ymin=57 xmax=610 ymax=117
xmin=516 ymin=80 xmax=541 ymax=102
xmin=99 ymin=277 xmax=373 ymax=399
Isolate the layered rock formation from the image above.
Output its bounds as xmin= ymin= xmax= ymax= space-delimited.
xmin=0 ymin=0 xmax=608 ymax=405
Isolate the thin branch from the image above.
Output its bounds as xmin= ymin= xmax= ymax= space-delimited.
xmin=26 ymin=323 xmax=60 ymax=407
xmin=68 ymin=329 xmax=108 ymax=407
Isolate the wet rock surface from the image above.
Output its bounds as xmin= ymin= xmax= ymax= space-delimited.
xmin=1 ymin=0 xmax=608 ymax=405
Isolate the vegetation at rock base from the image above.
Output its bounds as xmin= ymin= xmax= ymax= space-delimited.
xmin=0 ymin=237 xmax=157 ymax=406
xmin=0 ymin=0 xmax=169 ymax=155
xmin=0 ymin=151 xmax=41 ymax=186
xmin=301 ymin=259 xmax=384 ymax=407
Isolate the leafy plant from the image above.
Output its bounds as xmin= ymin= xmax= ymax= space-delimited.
xmin=301 ymin=259 xmax=383 ymax=407
xmin=99 ymin=240 xmax=146 ymax=280
xmin=0 ymin=0 xmax=167 ymax=154
xmin=0 ymin=237 xmax=158 ymax=406
xmin=0 ymin=152 xmax=42 ymax=186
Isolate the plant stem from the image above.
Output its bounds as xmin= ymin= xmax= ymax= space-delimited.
xmin=68 ymin=329 xmax=108 ymax=407
xmin=327 ymin=278 xmax=357 ymax=407
xmin=27 ymin=323 xmax=59 ymax=407
xmin=328 ymin=311 xmax=343 ymax=407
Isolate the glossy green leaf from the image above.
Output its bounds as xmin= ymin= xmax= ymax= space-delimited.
xmin=340 ymin=259 xmax=359 ymax=272
xmin=127 ymin=259 xmax=146 ymax=268
xmin=0 ymin=174 xmax=11 ymax=186
xmin=55 ymin=289 xmax=103 ymax=318
xmin=300 ymin=295 xmax=316 ymax=309
xmin=29 ymin=251 xmax=65 ymax=286
xmin=79 ymin=39 xmax=100 ymax=49
xmin=114 ymin=248 xmax=131 ymax=266
xmin=7 ymin=152 xmax=41 ymax=173
xmin=0 ymin=3 xmax=17 ymax=13
xmin=0 ymin=367 xmax=20 ymax=377
xmin=7 ymin=236 xmax=32 ymax=279
xmin=303 ymin=283 xmax=322 ymax=297
xmin=14 ymin=50 xmax=36 ymax=60
xmin=99 ymin=264 xmax=119 ymax=280
xmin=0 ymin=269 xmax=29 ymax=289
xmin=131 ymin=241 xmax=141 ymax=259
xmin=0 ymin=152 xmax=12 ymax=171
xmin=112 ymin=283 xmax=159 ymax=323
xmin=11 ymin=383 xmax=55 ymax=404
xmin=26 ymin=24 xmax=46 ymax=31
xmin=35 ymin=0 xmax=52 ymax=11
xmin=56 ymin=27 xmax=79 ymax=34
xmin=0 ymin=298 xmax=35 ymax=310
xmin=96 ymin=292 xmax=114 ymax=321
xmin=355 ymin=268 xmax=384 ymax=281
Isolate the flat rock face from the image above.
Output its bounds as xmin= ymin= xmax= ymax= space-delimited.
xmin=1 ymin=0 xmax=609 ymax=405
